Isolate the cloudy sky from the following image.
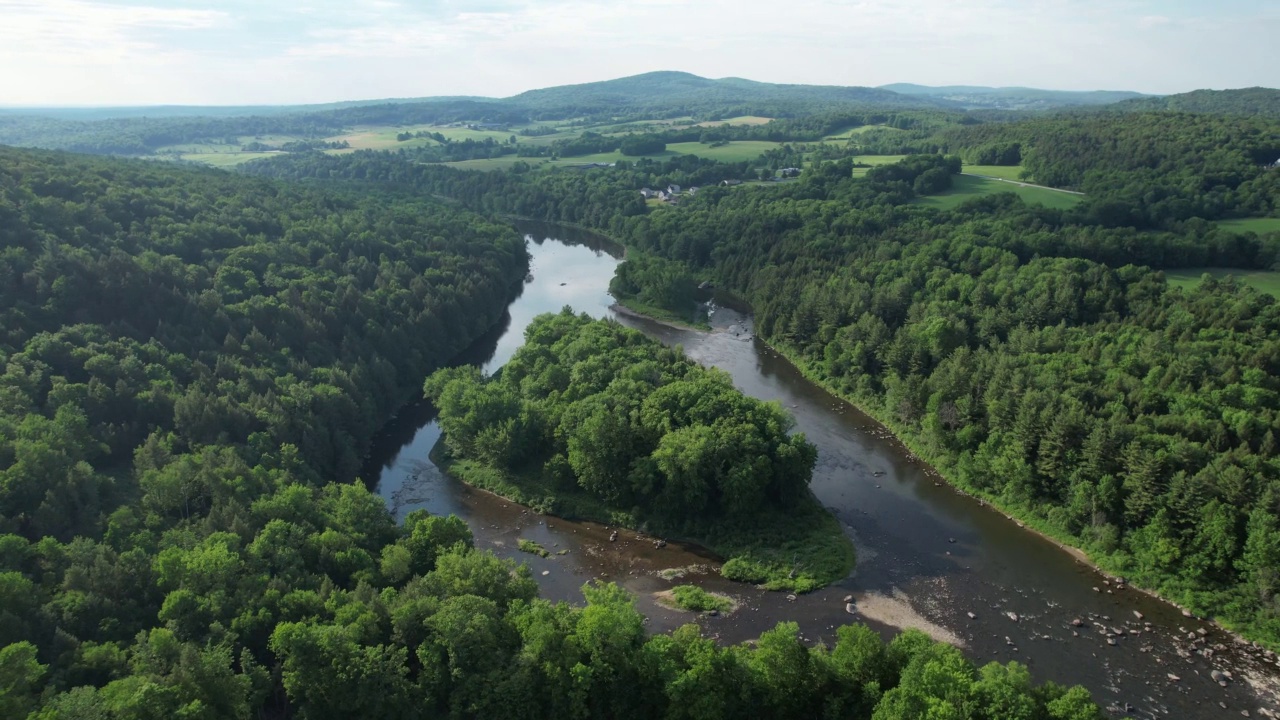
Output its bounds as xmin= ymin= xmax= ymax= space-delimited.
xmin=0 ymin=0 xmax=1276 ymax=106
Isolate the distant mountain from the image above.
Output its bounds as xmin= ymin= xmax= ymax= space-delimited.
xmin=879 ymin=83 xmax=1149 ymax=110
xmin=1112 ymin=87 xmax=1280 ymax=116
xmin=507 ymin=71 xmax=950 ymax=115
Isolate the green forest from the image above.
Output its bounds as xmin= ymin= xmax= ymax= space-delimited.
xmin=6 ymin=68 xmax=1280 ymax=717
xmin=0 ymin=144 xmax=1106 ymax=718
xmin=237 ymin=102 xmax=1280 ymax=651
xmin=425 ymin=311 xmax=853 ymax=591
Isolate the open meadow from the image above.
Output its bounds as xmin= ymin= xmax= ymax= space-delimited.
xmin=913 ymin=173 xmax=1083 ymax=210
xmin=1163 ymin=268 xmax=1280 ymax=297
xmin=1215 ymin=217 xmax=1280 ymax=234
xmin=963 ymin=164 xmax=1027 ymax=181
xmin=824 ymin=124 xmax=904 ymax=140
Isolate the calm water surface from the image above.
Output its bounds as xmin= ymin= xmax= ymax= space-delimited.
xmin=364 ymin=223 xmax=1280 ymax=719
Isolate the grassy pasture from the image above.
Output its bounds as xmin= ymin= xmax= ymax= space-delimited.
xmin=824 ymin=124 xmax=904 ymax=140
xmin=178 ymin=151 xmax=282 ymax=167
xmin=1163 ymin=268 xmax=1280 ymax=297
xmin=695 ymin=116 xmax=773 ymax=127
xmin=1215 ymin=217 xmax=1280 ymax=234
xmin=964 ymin=165 xmax=1027 ymax=181
xmin=913 ymin=174 xmax=1083 ymax=210
xmin=850 ymin=155 xmax=907 ymax=176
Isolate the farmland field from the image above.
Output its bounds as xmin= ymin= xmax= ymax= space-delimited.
xmin=912 ymin=174 xmax=1083 ymax=210
xmin=851 ymin=154 xmax=908 ymax=176
xmin=825 ymin=124 xmax=904 ymax=140
xmin=178 ymin=151 xmax=281 ymax=167
xmin=1163 ymin=268 xmax=1280 ymax=297
xmin=695 ymin=115 xmax=773 ymax=127
xmin=1215 ymin=217 xmax=1280 ymax=234
xmin=964 ymin=165 xmax=1027 ymax=181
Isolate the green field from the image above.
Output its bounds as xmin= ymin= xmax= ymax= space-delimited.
xmin=431 ymin=140 xmax=782 ymax=171
xmin=964 ymin=165 xmax=1027 ymax=181
xmin=825 ymin=124 xmax=904 ymax=140
xmin=1163 ymin=268 xmax=1280 ymax=297
xmin=850 ymin=155 xmax=908 ymax=176
xmin=913 ymin=174 xmax=1083 ymax=210
xmin=1215 ymin=217 xmax=1280 ymax=234
xmin=178 ymin=151 xmax=281 ymax=167
xmin=695 ymin=115 xmax=773 ymax=127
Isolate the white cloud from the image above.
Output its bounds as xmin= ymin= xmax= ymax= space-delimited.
xmin=0 ymin=0 xmax=1275 ymax=105
xmin=0 ymin=0 xmax=227 ymax=62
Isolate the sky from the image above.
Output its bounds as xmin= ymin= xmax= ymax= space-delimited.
xmin=0 ymin=0 xmax=1277 ymax=107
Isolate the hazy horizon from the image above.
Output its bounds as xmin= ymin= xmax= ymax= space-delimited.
xmin=1 ymin=0 xmax=1277 ymax=107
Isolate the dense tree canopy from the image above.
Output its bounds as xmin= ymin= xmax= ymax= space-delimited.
xmin=0 ymin=144 xmax=1101 ymax=719
xmin=245 ymin=137 xmax=1280 ymax=648
xmin=425 ymin=311 xmax=853 ymax=590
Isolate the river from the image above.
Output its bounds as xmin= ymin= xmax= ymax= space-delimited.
xmin=364 ymin=222 xmax=1280 ymax=719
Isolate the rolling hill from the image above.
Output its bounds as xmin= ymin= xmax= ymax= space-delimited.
xmin=1112 ymin=87 xmax=1280 ymax=116
xmin=880 ymin=83 xmax=1149 ymax=110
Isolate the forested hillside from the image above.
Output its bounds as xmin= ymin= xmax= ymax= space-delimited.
xmin=241 ymin=139 xmax=1280 ymax=649
xmin=879 ymin=84 xmax=1147 ymax=110
xmin=0 ymin=145 xmax=1106 ymax=718
xmin=937 ymin=112 xmax=1280 ymax=225
xmin=1114 ymin=87 xmax=1280 ymax=116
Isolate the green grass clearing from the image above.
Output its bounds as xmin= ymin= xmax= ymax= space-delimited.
xmin=1215 ymin=217 xmax=1280 ymax=235
xmin=913 ymin=174 xmax=1083 ymax=211
xmin=177 ymin=151 xmax=282 ymax=167
xmin=964 ymin=165 xmax=1027 ymax=181
xmin=695 ymin=116 xmax=773 ymax=127
xmin=824 ymin=124 xmax=904 ymax=140
xmin=1163 ymin=268 xmax=1280 ymax=297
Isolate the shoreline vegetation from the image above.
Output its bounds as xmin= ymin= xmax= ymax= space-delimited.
xmin=655 ymin=586 xmax=739 ymax=615
xmin=555 ymin=262 xmax=1274 ymax=645
xmin=426 ymin=310 xmax=856 ymax=592
xmin=761 ymin=334 xmax=1277 ymax=648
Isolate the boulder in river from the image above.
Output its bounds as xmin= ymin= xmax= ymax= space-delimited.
xmin=967 ymin=612 xmax=976 ymax=619
xmin=845 ymin=603 xmax=857 ymax=615
xmin=1006 ymin=612 xmax=1019 ymax=622
xmin=1133 ymin=610 xmax=1143 ymax=620
xmin=842 ymin=594 xmax=854 ymax=603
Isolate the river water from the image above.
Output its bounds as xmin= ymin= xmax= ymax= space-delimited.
xmin=364 ymin=223 xmax=1280 ymax=719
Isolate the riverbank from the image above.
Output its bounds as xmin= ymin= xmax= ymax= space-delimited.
xmin=756 ymin=332 xmax=1280 ymax=657
xmin=432 ymin=446 xmax=855 ymax=593
xmin=610 ymin=300 xmax=711 ymax=332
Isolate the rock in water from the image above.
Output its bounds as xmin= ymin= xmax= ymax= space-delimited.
xmin=845 ymin=603 xmax=857 ymax=615
xmin=967 ymin=612 xmax=976 ymax=619
xmin=1006 ymin=611 xmax=1019 ymax=622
